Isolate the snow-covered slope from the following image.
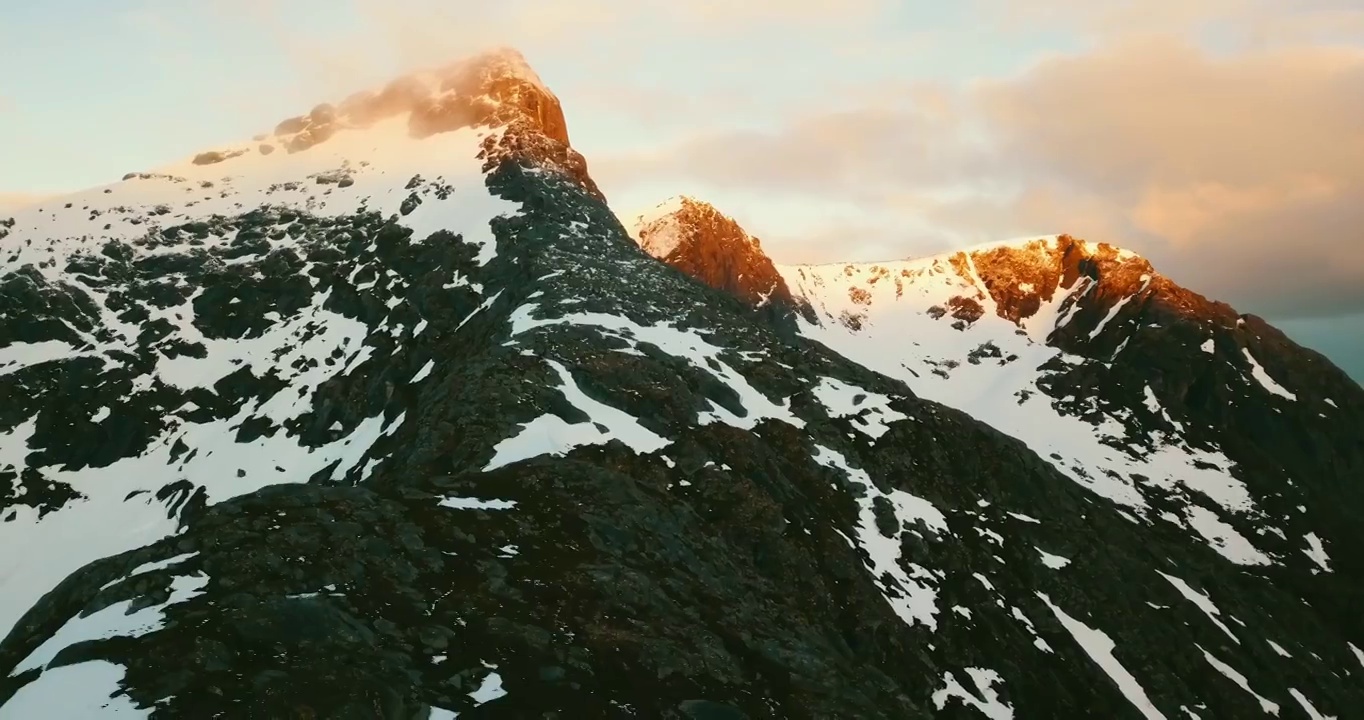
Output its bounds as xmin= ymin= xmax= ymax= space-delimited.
xmin=781 ymin=238 xmax=1259 ymax=563
xmin=779 ymin=235 xmax=1361 ymax=570
xmin=0 ymin=118 xmax=519 ymax=641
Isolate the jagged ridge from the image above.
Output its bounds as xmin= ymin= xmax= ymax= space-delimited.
xmin=627 ymin=196 xmax=798 ymax=310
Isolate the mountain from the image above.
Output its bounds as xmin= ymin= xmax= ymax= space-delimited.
xmin=776 ymin=233 xmax=1364 ymax=554
xmin=1 ymin=48 xmax=1362 ymax=719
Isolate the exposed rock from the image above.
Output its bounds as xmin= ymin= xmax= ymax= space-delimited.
xmin=627 ymin=197 xmax=813 ymax=329
xmin=191 ymin=149 xmax=246 ymax=166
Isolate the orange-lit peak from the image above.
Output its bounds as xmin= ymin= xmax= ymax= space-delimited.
xmin=186 ymin=47 xmax=570 ymax=168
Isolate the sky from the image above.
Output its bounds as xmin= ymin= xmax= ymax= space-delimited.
xmin=1 ymin=0 xmax=1361 ymax=380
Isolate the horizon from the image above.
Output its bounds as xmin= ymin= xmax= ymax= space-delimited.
xmin=1 ymin=0 xmax=1361 ymax=380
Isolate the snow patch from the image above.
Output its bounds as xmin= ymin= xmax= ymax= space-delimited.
xmin=411 ymin=360 xmax=436 ymax=383
xmin=1182 ymin=505 xmax=1271 ymax=566
xmin=1288 ymin=689 xmax=1335 ymax=720
xmin=485 ymin=359 xmax=668 ymax=470
xmin=19 ymin=572 xmax=208 ymax=674
xmin=440 ymin=497 xmax=516 ymax=511
xmin=2 ymin=660 xmax=149 ymax=717
xmin=1240 ymin=348 xmax=1296 ymax=400
xmin=469 ymin=661 xmax=507 ymax=705
xmin=1037 ymin=548 xmax=1072 ymax=570
xmin=1302 ymin=532 xmax=1331 ymax=571
xmin=812 ymin=444 xmax=946 ymax=630
xmin=1199 ymin=646 xmax=1279 ymax=715
xmin=508 ymin=305 xmax=803 ymax=431
xmin=932 ymin=668 xmax=1015 ymax=719
xmin=1038 ymin=593 xmax=1167 ymax=720
xmin=810 ymin=377 xmax=908 ymax=439
xmin=1157 ymin=571 xmax=1239 ymax=644
xmin=1089 ymin=275 xmax=1150 ymax=340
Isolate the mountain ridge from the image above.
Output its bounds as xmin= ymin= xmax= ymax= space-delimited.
xmin=639 ymin=196 xmax=1363 ymax=572
xmin=629 ymin=197 xmax=1358 ymax=398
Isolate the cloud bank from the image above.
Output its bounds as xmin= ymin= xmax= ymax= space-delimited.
xmin=592 ymin=9 xmax=1364 ymax=321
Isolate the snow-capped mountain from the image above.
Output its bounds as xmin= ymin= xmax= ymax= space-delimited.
xmin=778 ymin=235 xmax=1363 ymax=565
xmin=2 ymin=49 xmax=1361 ymax=719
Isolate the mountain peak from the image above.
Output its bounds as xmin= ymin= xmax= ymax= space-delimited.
xmin=777 ymin=231 xmax=1171 ymax=348
xmin=267 ymin=45 xmax=566 ymax=149
xmin=627 ymin=196 xmax=752 ymax=258
xmin=627 ymin=196 xmax=797 ymax=313
xmin=950 ymin=233 xmax=1147 ymax=264
xmin=946 ymin=233 xmax=1158 ymax=326
xmin=175 ymin=47 xmax=601 ymax=197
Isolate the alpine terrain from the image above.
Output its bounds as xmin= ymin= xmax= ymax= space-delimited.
xmin=2 ymin=48 xmax=1362 ymax=719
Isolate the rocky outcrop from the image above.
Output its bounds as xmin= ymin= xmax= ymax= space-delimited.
xmin=629 ymin=197 xmax=813 ymax=329
xmin=959 ymin=234 xmax=1148 ymax=325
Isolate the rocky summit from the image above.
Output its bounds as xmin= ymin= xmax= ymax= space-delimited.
xmin=1 ymin=48 xmax=1362 ymax=719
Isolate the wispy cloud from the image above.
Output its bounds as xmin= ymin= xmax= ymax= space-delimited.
xmin=971 ymin=0 xmax=1364 ymax=45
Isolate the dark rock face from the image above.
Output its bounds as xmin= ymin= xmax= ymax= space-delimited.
xmin=2 ymin=56 xmax=1364 ymax=720
xmin=699 ymin=223 xmax=1364 ymax=716
xmin=961 ymin=237 xmax=1364 ymax=589
xmin=957 ymin=234 xmax=1110 ymax=323
xmin=989 ymin=246 xmax=1364 ymax=644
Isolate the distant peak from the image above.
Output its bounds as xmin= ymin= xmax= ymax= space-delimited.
xmin=941 ymin=233 xmax=1147 ymax=269
xmin=627 ymin=196 xmax=800 ymax=315
xmin=627 ymin=196 xmax=753 ymax=257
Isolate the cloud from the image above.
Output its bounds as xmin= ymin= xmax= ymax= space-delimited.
xmin=972 ymin=0 xmax=1364 ymax=45
xmin=198 ymin=0 xmax=894 ymax=105
xmin=591 ymin=82 xmax=1002 ymax=202
xmin=972 ymin=37 xmax=1364 ymax=317
xmin=596 ymin=35 xmax=1364 ymax=320
xmin=977 ymin=39 xmax=1364 ymax=197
